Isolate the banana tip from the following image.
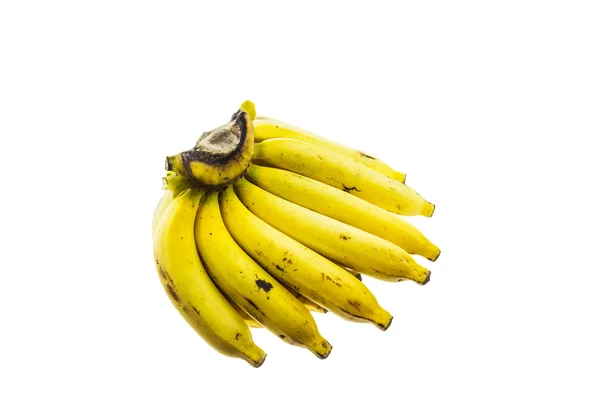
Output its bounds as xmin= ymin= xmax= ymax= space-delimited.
xmin=313 ymin=340 xmax=333 ymax=360
xmin=377 ymin=315 xmax=393 ymax=331
xmin=247 ymin=352 xmax=267 ymax=368
xmin=429 ymin=248 xmax=441 ymax=262
xmin=422 ymin=271 xmax=431 ymax=285
xmin=421 ymin=202 xmax=435 ymax=217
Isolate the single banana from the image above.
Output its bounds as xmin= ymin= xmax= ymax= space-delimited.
xmin=166 ymin=109 xmax=255 ymax=187
xmin=253 ymin=116 xmax=406 ymax=183
xmin=235 ymin=179 xmax=431 ymax=284
xmin=245 ymin=164 xmax=440 ymax=261
xmin=195 ymin=191 xmax=332 ymax=359
xmin=153 ymin=189 xmax=266 ymax=367
xmin=221 ymin=185 xmax=394 ymax=329
xmin=253 ymin=138 xmax=434 ymax=217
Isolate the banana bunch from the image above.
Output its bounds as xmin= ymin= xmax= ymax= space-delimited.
xmin=153 ymin=101 xmax=440 ymax=367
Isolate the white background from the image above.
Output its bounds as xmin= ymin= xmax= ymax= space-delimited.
xmin=1 ymin=1 xmax=599 ymax=399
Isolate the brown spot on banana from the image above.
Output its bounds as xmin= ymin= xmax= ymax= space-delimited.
xmin=348 ymin=300 xmax=362 ymax=311
xmin=275 ymin=265 xmax=286 ymax=273
xmin=163 ymin=282 xmax=181 ymax=306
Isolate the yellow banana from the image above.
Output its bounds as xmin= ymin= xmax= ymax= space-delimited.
xmin=153 ymin=189 xmax=266 ymax=367
xmin=221 ymin=185 xmax=394 ymax=330
xmin=245 ymin=164 xmax=440 ymax=261
xmin=253 ymin=138 xmax=434 ymax=217
xmin=253 ymin=116 xmax=406 ymax=183
xmin=235 ymin=179 xmax=431 ymax=284
xmin=166 ymin=109 xmax=255 ymax=187
xmin=195 ymin=191 xmax=332 ymax=359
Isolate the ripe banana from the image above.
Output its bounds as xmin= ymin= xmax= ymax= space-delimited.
xmin=153 ymin=188 xmax=266 ymax=367
xmin=220 ymin=185 xmax=393 ymax=329
xmin=245 ymin=164 xmax=440 ymax=261
xmin=195 ymin=190 xmax=333 ymax=359
xmin=253 ymin=138 xmax=435 ymax=217
xmin=166 ymin=110 xmax=254 ymax=187
xmin=253 ymin=116 xmax=406 ymax=183
xmin=235 ymin=178 xmax=431 ymax=284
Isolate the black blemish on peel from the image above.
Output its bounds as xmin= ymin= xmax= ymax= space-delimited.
xmin=245 ymin=297 xmax=259 ymax=310
xmin=255 ymin=279 xmax=273 ymax=292
xmin=359 ymin=152 xmax=376 ymax=160
xmin=342 ymin=185 xmax=361 ymax=193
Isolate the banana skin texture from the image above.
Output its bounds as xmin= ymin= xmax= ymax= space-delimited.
xmin=195 ymin=190 xmax=333 ymax=359
xmin=253 ymin=138 xmax=435 ymax=217
xmin=153 ymin=188 xmax=266 ymax=367
xmin=221 ymin=185 xmax=393 ymax=330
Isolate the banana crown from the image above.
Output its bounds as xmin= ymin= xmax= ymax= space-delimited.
xmin=165 ymin=103 xmax=255 ymax=188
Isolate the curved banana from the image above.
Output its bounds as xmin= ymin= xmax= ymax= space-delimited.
xmin=245 ymin=164 xmax=440 ymax=261
xmin=253 ymin=116 xmax=406 ymax=183
xmin=166 ymin=109 xmax=254 ymax=187
xmin=253 ymin=138 xmax=434 ymax=217
xmin=235 ymin=179 xmax=431 ymax=284
xmin=195 ymin=191 xmax=332 ymax=359
xmin=153 ymin=189 xmax=266 ymax=367
xmin=221 ymin=186 xmax=393 ymax=329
